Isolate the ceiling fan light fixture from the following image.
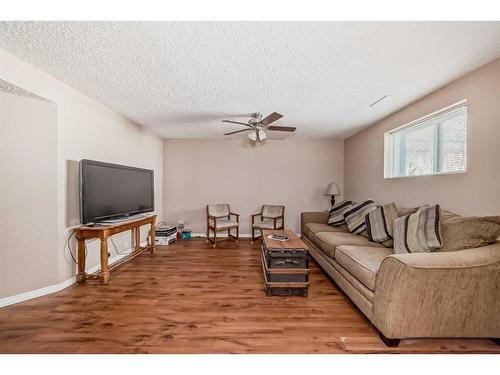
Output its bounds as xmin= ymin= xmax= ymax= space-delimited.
xmin=223 ymin=112 xmax=292 ymax=141
xmin=248 ymin=129 xmax=267 ymax=142
xmin=259 ymin=129 xmax=267 ymax=140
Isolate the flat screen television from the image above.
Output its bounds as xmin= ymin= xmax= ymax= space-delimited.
xmin=79 ymin=159 xmax=154 ymax=224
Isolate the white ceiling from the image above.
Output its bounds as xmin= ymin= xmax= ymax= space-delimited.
xmin=1 ymin=22 xmax=499 ymax=139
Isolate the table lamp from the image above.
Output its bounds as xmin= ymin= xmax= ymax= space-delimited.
xmin=325 ymin=181 xmax=340 ymax=207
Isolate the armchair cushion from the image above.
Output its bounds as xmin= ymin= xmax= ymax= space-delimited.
xmin=262 ymin=205 xmax=284 ymax=218
xmin=209 ymin=218 xmax=238 ymax=229
xmin=207 ymin=204 xmax=230 ymax=217
xmin=252 ymin=218 xmax=276 ymax=229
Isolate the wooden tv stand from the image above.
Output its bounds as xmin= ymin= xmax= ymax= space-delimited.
xmin=75 ymin=215 xmax=157 ymax=284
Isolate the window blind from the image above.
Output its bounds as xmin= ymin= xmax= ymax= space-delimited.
xmin=388 ymin=102 xmax=467 ymax=178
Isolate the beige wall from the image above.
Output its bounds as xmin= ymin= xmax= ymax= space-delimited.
xmin=0 ymin=48 xmax=164 ymax=292
xmin=0 ymin=93 xmax=58 ymax=298
xmin=163 ymin=138 xmax=344 ymax=234
xmin=344 ymin=58 xmax=500 ymax=216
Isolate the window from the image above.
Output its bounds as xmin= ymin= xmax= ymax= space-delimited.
xmin=384 ymin=101 xmax=467 ymax=178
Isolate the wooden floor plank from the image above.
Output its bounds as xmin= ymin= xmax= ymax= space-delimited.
xmin=0 ymin=239 xmax=498 ymax=354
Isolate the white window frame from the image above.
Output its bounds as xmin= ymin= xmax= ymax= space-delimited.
xmin=384 ymin=100 xmax=468 ymax=179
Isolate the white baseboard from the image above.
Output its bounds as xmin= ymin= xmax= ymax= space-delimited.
xmin=0 ymin=240 xmax=148 ymax=308
xmin=190 ymin=232 xmax=301 ymax=238
xmin=191 ymin=232 xmax=252 ymax=238
xmin=0 ymin=278 xmax=74 ymax=308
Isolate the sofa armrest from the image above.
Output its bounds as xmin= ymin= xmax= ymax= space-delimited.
xmin=372 ymin=244 xmax=500 ymax=339
xmin=301 ymin=211 xmax=329 ymax=225
xmin=301 ymin=211 xmax=329 ymax=235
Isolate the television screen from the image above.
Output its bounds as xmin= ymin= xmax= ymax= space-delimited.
xmin=80 ymin=159 xmax=154 ymax=224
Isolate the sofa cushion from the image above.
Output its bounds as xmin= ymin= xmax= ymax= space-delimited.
xmin=303 ymin=223 xmax=345 ymax=240
xmin=335 ymin=245 xmax=393 ymax=290
xmin=393 ymin=205 xmax=443 ymax=254
xmin=313 ymin=231 xmax=382 ymax=258
xmin=440 ymin=213 xmax=500 ymax=252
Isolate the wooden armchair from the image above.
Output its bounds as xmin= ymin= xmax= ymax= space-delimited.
xmin=206 ymin=204 xmax=240 ymax=247
xmin=251 ymin=204 xmax=285 ymax=242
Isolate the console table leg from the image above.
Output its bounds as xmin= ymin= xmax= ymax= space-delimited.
xmin=76 ymin=237 xmax=87 ymax=283
xmin=99 ymin=238 xmax=110 ymax=284
xmin=134 ymin=227 xmax=140 ymax=252
xmin=150 ymin=218 xmax=156 ymax=253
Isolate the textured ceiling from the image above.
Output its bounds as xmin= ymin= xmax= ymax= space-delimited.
xmin=1 ymin=21 xmax=499 ymax=139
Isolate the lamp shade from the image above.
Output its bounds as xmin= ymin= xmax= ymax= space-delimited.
xmin=325 ymin=181 xmax=340 ymax=196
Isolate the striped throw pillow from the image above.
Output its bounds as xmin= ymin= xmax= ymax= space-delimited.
xmin=344 ymin=200 xmax=377 ymax=235
xmin=365 ymin=203 xmax=399 ymax=246
xmin=328 ymin=200 xmax=354 ymax=226
xmin=393 ymin=205 xmax=443 ymax=254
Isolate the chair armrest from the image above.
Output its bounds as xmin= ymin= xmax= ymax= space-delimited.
xmin=229 ymin=212 xmax=240 ymax=222
xmin=251 ymin=213 xmax=261 ymax=224
xmin=229 ymin=212 xmax=240 ymax=217
xmin=271 ymin=216 xmax=284 ymax=229
xmin=372 ymin=244 xmax=500 ymax=339
xmin=207 ymin=215 xmax=217 ymax=228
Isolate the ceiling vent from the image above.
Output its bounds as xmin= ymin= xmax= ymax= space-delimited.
xmin=369 ymin=95 xmax=389 ymax=108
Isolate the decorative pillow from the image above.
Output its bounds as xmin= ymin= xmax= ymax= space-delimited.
xmin=393 ymin=205 xmax=443 ymax=254
xmin=397 ymin=207 xmax=419 ymax=216
xmin=365 ymin=203 xmax=399 ymax=246
xmin=328 ymin=200 xmax=354 ymax=226
xmin=439 ymin=214 xmax=500 ymax=252
xmin=344 ymin=200 xmax=377 ymax=235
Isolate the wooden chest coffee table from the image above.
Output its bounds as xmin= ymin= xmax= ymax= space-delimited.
xmin=260 ymin=229 xmax=310 ymax=297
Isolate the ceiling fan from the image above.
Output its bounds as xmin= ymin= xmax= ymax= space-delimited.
xmin=222 ymin=112 xmax=296 ymax=142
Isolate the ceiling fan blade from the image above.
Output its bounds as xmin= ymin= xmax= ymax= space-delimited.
xmin=222 ymin=120 xmax=252 ymax=127
xmin=259 ymin=112 xmax=283 ymax=126
xmin=224 ymin=128 xmax=251 ymax=136
xmin=268 ymin=126 xmax=296 ymax=132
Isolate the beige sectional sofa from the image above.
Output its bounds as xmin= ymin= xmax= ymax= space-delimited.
xmin=301 ymin=210 xmax=500 ymax=347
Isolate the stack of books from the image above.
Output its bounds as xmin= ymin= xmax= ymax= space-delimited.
xmin=155 ymin=225 xmax=177 ymax=245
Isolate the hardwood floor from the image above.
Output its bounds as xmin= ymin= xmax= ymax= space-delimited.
xmin=0 ymin=239 xmax=498 ymax=354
